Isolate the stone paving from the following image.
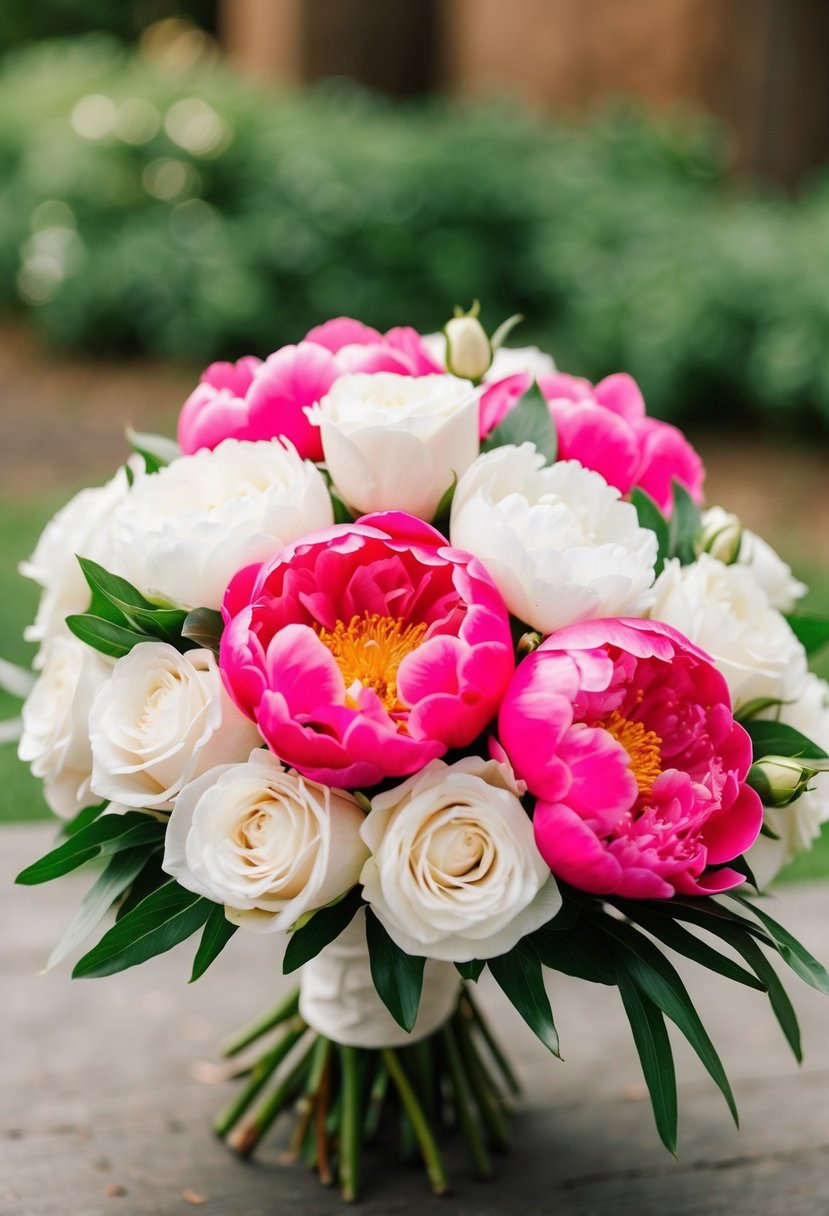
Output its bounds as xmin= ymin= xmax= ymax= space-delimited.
xmin=3 ymin=823 xmax=829 ymax=1216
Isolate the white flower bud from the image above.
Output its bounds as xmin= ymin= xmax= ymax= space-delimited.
xmin=695 ymin=508 xmax=743 ymax=565
xmin=748 ymin=756 xmax=815 ymax=808
xmin=444 ymin=316 xmax=492 ymax=382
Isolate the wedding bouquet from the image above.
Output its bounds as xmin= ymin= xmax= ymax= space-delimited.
xmin=11 ymin=307 xmax=829 ymax=1201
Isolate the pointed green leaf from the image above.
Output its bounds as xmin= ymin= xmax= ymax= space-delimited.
xmin=78 ymin=558 xmax=187 ymax=642
xmin=717 ymin=927 xmax=802 ymax=1062
xmin=16 ymin=813 xmax=165 ymax=885
xmin=365 ymin=908 xmax=425 ymax=1033
xmin=631 ymin=487 xmax=670 ymax=575
xmin=126 ymin=427 xmax=180 ymax=472
xmin=73 ymin=880 xmax=211 ymax=978
xmin=602 ymin=918 xmax=738 ymax=1126
xmin=727 ymin=894 xmax=829 ymax=995
xmin=669 ymin=480 xmax=701 ymax=565
xmin=616 ymin=965 xmax=677 ymax=1155
xmin=482 ymin=380 xmax=557 ymax=464
xmin=614 ymin=905 xmax=765 ymax=991
xmin=530 ymin=921 xmax=616 ymax=985
xmin=190 ymin=903 xmax=238 ymax=982
xmin=735 ymin=696 xmax=788 ymax=722
xmin=785 ymin=614 xmax=829 ymax=656
xmin=181 ymin=607 xmax=224 ymax=653
xmin=66 ymin=613 xmax=150 ymax=660
xmin=282 ymin=887 xmax=363 ymax=974
xmin=454 ymin=959 xmax=485 ymax=982
xmin=489 ymin=939 xmax=561 ymax=1056
xmin=116 ymin=851 xmax=167 ymax=921
xmin=431 ymin=473 xmax=458 ymax=527
xmin=743 ymin=720 xmax=828 ymax=763
xmin=60 ymin=801 xmax=107 ymax=838
xmin=46 ymin=848 xmax=150 ymax=971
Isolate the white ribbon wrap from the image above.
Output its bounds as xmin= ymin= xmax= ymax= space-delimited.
xmin=298 ymin=909 xmax=461 ymax=1048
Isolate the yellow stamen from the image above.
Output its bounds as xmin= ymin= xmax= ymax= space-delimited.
xmin=316 ymin=612 xmax=428 ymax=713
xmin=604 ymin=710 xmax=663 ymax=797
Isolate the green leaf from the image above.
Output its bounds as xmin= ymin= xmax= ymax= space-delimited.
xmin=726 ymin=894 xmax=829 ymax=996
xmin=615 ymin=964 xmax=678 ymax=1155
xmin=365 ymin=908 xmax=425 ymax=1033
xmin=717 ymin=928 xmax=802 ymax=1062
xmin=785 ymin=614 xmax=829 ymax=656
xmin=60 ymin=800 xmax=107 ymax=838
xmin=78 ymin=558 xmax=187 ymax=642
xmin=669 ymin=479 xmax=701 ymax=565
xmin=455 ymin=959 xmax=485 ymax=982
xmin=601 ymin=918 xmax=738 ymax=1126
xmin=16 ymin=813 xmax=165 ymax=885
xmin=46 ymin=849 xmax=150 ymax=971
xmin=530 ymin=920 xmax=616 ymax=985
xmin=126 ymin=427 xmax=180 ymax=472
xmin=190 ymin=903 xmax=238 ymax=982
xmin=181 ymin=607 xmax=224 ymax=653
xmin=431 ymin=473 xmax=458 ymax=527
xmin=116 ymin=851 xmax=167 ymax=921
xmin=735 ymin=696 xmax=788 ymax=722
xmin=743 ymin=719 xmax=829 ymax=763
xmin=489 ymin=938 xmax=561 ymax=1056
xmin=73 ymin=880 xmax=211 ymax=978
xmin=482 ymin=380 xmax=557 ymax=464
xmin=614 ymin=905 xmax=765 ymax=991
xmin=66 ymin=613 xmax=150 ymax=660
xmin=631 ymin=487 xmax=670 ymax=575
xmin=282 ymin=887 xmax=363 ymax=974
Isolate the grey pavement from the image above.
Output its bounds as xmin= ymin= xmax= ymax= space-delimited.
xmin=3 ymin=823 xmax=829 ymax=1216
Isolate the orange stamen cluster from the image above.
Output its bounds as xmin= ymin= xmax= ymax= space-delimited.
xmin=604 ymin=709 xmax=663 ymax=797
xmin=316 ymin=612 xmax=428 ymax=713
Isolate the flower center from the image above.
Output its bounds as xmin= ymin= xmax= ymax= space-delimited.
xmin=604 ymin=710 xmax=663 ymax=797
xmin=316 ymin=612 xmax=428 ymax=713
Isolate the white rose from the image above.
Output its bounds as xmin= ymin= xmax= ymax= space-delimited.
xmin=450 ymin=445 xmax=657 ymax=634
xmin=20 ymin=464 xmax=135 ymax=661
xmin=163 ymin=749 xmax=368 ymax=933
xmin=649 ymin=554 xmax=807 ymax=710
xmin=359 ymin=756 xmax=561 ymax=962
xmin=747 ymin=673 xmax=829 ymax=887
xmin=699 ymin=507 xmax=806 ymax=612
xmin=18 ymin=635 xmax=112 ymax=819
xmin=89 ymin=642 xmax=260 ymax=809
xmin=112 ymin=438 xmax=333 ymax=610
xmin=311 ymin=372 xmax=480 ymax=520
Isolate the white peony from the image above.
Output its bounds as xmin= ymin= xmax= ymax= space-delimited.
xmin=111 ymin=438 xmax=333 ymax=610
xmin=359 ymin=756 xmax=561 ymax=962
xmin=20 ymin=464 xmax=135 ymax=662
xmin=649 ymin=554 xmax=807 ymax=710
xmin=747 ymin=673 xmax=829 ymax=887
xmin=163 ymin=749 xmax=368 ymax=933
xmin=698 ymin=507 xmax=806 ymax=612
xmin=450 ymin=445 xmax=657 ymax=634
xmin=18 ymin=635 xmax=112 ymax=819
xmin=89 ymin=642 xmax=260 ymax=810
xmin=311 ymin=372 xmax=480 ymax=520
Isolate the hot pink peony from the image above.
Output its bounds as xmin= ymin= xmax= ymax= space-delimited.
xmin=220 ymin=512 xmax=514 ymax=788
xmin=497 ymin=617 xmax=762 ymax=899
xmin=480 ymin=370 xmax=704 ymax=515
xmin=178 ymin=318 xmax=441 ymax=460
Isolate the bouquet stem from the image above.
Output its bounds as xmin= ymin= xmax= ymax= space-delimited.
xmin=213 ymin=986 xmax=518 ymax=1201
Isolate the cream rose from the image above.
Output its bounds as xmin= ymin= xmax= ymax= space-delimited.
xmin=163 ymin=749 xmax=368 ymax=932
xmin=89 ymin=642 xmax=260 ymax=810
xmin=20 ymin=464 xmax=135 ymax=661
xmin=698 ymin=507 xmax=806 ymax=612
xmin=359 ymin=756 xmax=561 ymax=962
xmin=18 ymin=635 xmax=112 ymax=819
xmin=111 ymin=438 xmax=333 ymax=610
xmin=311 ymin=372 xmax=479 ymax=520
xmin=450 ymin=445 xmax=657 ymax=634
xmin=649 ymin=554 xmax=807 ymax=710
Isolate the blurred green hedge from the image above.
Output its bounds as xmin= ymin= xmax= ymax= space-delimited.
xmin=2 ymin=39 xmax=829 ymax=430
xmin=0 ymin=2 xmax=214 ymax=53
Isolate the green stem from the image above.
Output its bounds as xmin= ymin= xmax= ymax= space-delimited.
xmin=455 ymin=1013 xmax=511 ymax=1149
xmin=221 ymin=989 xmax=301 ymax=1058
xmin=339 ymin=1046 xmax=363 ymax=1203
xmin=229 ymin=1033 xmax=314 ymax=1157
xmin=213 ymin=1017 xmax=306 ymax=1138
xmin=462 ymin=988 xmax=522 ymax=1097
xmin=382 ymin=1048 xmax=451 ymax=1196
xmin=440 ymin=1023 xmax=492 ymax=1180
xmin=363 ymin=1058 xmax=389 ymax=1143
xmin=315 ymin=1046 xmax=334 ymax=1186
xmin=290 ymin=1037 xmax=332 ymax=1158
